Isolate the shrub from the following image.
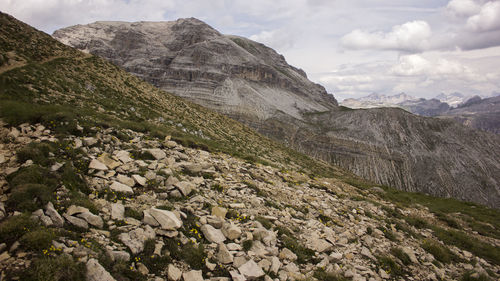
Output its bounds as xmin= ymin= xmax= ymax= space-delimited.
xmin=8 ymin=184 xmax=56 ymax=212
xmin=124 ymin=207 xmax=143 ymax=220
xmin=16 ymin=142 xmax=54 ymax=166
xmin=432 ymin=227 xmax=499 ymax=265
xmin=377 ymin=255 xmax=405 ymax=277
xmin=136 ymin=239 xmax=171 ymax=275
xmin=405 ymin=216 xmax=430 ymax=229
xmin=460 ymin=271 xmax=492 ymax=281
xmin=179 ymin=243 xmax=206 ymax=270
xmin=282 ymin=236 xmax=316 ymax=264
xmin=256 ymin=216 xmax=273 ymax=229
xmin=7 ymin=165 xmax=56 ymax=189
xmin=0 ymin=214 xmax=38 ymax=246
xmin=20 ymin=228 xmax=57 ymax=251
xmin=421 ymin=239 xmax=458 ymax=264
xmin=242 ymin=240 xmax=253 ymax=251
xmin=313 ymin=268 xmax=349 ymax=281
xmin=19 ymin=255 xmax=85 ymax=281
xmin=390 ymin=247 xmax=411 ymax=265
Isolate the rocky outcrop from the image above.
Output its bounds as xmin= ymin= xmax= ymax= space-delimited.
xmin=53 ymin=18 xmax=500 ymax=208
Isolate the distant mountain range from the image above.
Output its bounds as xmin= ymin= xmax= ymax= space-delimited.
xmin=341 ymin=92 xmax=500 ymax=133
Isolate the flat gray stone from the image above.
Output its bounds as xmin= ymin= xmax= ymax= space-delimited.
xmin=238 ymin=259 xmax=265 ymax=279
xmin=111 ymin=203 xmax=125 ymax=220
xmin=149 ymin=208 xmax=182 ymax=230
xmin=182 ymin=270 xmax=204 ymax=281
xmin=89 ymin=159 xmax=108 ymax=171
xmin=63 ymin=214 xmax=88 ymax=229
xmin=110 ymin=181 xmax=134 ymax=194
xmin=201 ymin=224 xmax=226 ymax=244
xmin=86 ymin=258 xmax=116 ymax=281
xmin=168 ymin=264 xmax=182 ymax=281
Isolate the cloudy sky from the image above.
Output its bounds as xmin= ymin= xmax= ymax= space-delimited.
xmin=2 ymin=0 xmax=500 ymax=100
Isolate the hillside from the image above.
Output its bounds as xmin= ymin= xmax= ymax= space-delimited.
xmin=1 ymin=12 xmax=500 ymax=281
xmin=53 ymin=19 xmax=500 ymax=208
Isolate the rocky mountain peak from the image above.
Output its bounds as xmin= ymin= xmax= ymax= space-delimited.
xmin=53 ymin=19 xmax=337 ymax=121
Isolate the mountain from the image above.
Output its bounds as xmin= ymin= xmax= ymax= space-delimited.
xmin=438 ymin=95 xmax=500 ymax=134
xmin=341 ymin=93 xmax=451 ymax=117
xmin=53 ymin=19 xmax=500 ymax=208
xmin=53 ymin=19 xmax=337 ymax=121
xmin=1 ymin=12 xmax=500 ymax=281
xmin=435 ymin=92 xmax=469 ymax=107
xmin=341 ymin=92 xmax=417 ymax=109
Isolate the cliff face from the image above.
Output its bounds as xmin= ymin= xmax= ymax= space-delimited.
xmin=53 ymin=19 xmax=500 ymax=208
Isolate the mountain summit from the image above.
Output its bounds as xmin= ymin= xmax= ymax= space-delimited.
xmin=53 ymin=18 xmax=338 ymax=121
xmin=53 ymin=19 xmax=500 ymax=208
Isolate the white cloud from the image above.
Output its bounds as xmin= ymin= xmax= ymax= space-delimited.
xmin=466 ymin=1 xmax=500 ymax=31
xmin=390 ymin=54 xmax=475 ymax=78
xmin=447 ymin=0 xmax=482 ymax=18
xmin=340 ymin=20 xmax=432 ymax=52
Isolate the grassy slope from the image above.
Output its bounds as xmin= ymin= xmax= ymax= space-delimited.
xmin=1 ymin=12 xmax=499 ymax=259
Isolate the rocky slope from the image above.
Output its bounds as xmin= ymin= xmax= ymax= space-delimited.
xmin=1 ymin=12 xmax=500 ymax=281
xmin=1 ymin=122 xmax=499 ymax=281
xmin=53 ymin=19 xmax=500 ymax=208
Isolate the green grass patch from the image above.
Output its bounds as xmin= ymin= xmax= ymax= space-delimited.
xmin=124 ymin=207 xmax=143 ymax=220
xmin=0 ymin=214 xmax=38 ymax=246
xmin=19 ymin=255 xmax=85 ymax=281
xmin=431 ymin=227 xmax=499 ymax=265
xmin=256 ymin=216 xmax=273 ymax=229
xmin=313 ymin=268 xmax=349 ymax=281
xmin=390 ymin=247 xmax=411 ymax=265
xmin=20 ymin=227 xmax=57 ymax=251
xmin=421 ymin=239 xmax=460 ymax=264
xmin=376 ymin=255 xmax=405 ymax=277
xmin=16 ymin=142 xmax=55 ymax=166
xmin=282 ymin=236 xmax=316 ymax=264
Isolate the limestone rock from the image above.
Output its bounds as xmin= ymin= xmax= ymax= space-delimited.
xmin=132 ymin=174 xmax=147 ymax=186
xmin=238 ymin=259 xmax=265 ymax=279
xmin=182 ymin=270 xmax=204 ymax=281
xmin=89 ymin=159 xmax=108 ymax=171
xmin=45 ymin=202 xmax=64 ymax=227
xmin=147 ymin=148 xmax=166 ymax=160
xmin=110 ymin=181 xmax=134 ymax=194
xmin=77 ymin=211 xmax=104 ymax=228
xmin=86 ymin=258 xmax=116 ymax=281
xmin=149 ymin=208 xmax=183 ymax=230
xmin=211 ymin=206 xmax=227 ymax=219
xmin=168 ymin=264 xmax=182 ymax=281
xmin=111 ymin=203 xmax=125 ymax=220
xmin=279 ymin=248 xmax=297 ymax=261
xmin=222 ymin=223 xmax=242 ymax=240
xmin=175 ymin=181 xmax=195 ymax=196
xmin=98 ymin=153 xmax=120 ymax=169
xmin=201 ymin=224 xmax=226 ymax=244
xmin=216 ymin=244 xmax=233 ymax=264
xmin=117 ymin=174 xmax=135 ymax=187
xmin=63 ymin=214 xmax=89 ymax=229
